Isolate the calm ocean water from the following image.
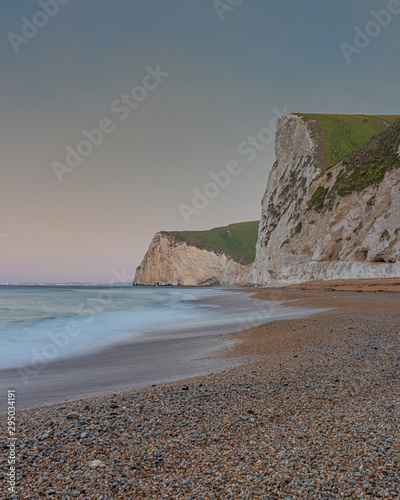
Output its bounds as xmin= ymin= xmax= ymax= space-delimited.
xmin=0 ymin=285 xmax=320 ymax=371
xmin=0 ymin=285 xmax=226 ymax=370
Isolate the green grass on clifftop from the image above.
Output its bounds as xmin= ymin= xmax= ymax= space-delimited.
xmin=297 ymin=114 xmax=400 ymax=167
xmin=162 ymin=221 xmax=259 ymax=265
xmin=331 ymin=118 xmax=400 ymax=197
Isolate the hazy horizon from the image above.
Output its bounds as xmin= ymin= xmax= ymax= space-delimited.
xmin=1 ymin=0 xmax=399 ymax=283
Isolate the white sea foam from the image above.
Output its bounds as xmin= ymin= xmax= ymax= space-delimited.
xmin=0 ymin=286 xmax=325 ymax=370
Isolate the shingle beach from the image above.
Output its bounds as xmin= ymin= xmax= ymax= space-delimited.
xmin=1 ymin=284 xmax=399 ymax=499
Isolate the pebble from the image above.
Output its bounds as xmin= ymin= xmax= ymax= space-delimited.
xmin=88 ymin=460 xmax=105 ymax=469
xmin=66 ymin=412 xmax=79 ymax=420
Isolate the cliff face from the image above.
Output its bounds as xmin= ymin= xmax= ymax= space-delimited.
xmin=251 ymin=115 xmax=400 ymax=285
xmin=134 ymin=232 xmax=252 ymax=286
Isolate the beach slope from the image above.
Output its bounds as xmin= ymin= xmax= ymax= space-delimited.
xmin=1 ymin=285 xmax=399 ymax=498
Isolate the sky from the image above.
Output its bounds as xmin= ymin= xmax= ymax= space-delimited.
xmin=1 ymin=0 xmax=399 ymax=283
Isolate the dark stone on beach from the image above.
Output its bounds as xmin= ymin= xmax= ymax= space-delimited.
xmin=66 ymin=412 xmax=79 ymax=420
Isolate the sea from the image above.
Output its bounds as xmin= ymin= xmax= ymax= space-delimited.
xmin=0 ymin=284 xmax=318 ymax=371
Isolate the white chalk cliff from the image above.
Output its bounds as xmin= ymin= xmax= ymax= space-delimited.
xmin=134 ymin=232 xmax=252 ymax=286
xmin=251 ymin=115 xmax=400 ymax=285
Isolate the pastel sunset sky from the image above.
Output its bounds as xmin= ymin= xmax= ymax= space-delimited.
xmin=1 ymin=0 xmax=399 ymax=283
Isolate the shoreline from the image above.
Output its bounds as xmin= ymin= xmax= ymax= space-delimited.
xmin=1 ymin=284 xmax=399 ymax=498
xmin=0 ymin=289 xmax=323 ymax=413
xmin=0 ymin=282 xmax=397 ymax=413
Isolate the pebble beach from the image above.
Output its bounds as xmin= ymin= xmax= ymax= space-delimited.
xmin=1 ymin=285 xmax=400 ymax=499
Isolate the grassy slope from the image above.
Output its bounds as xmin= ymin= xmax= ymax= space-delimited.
xmin=306 ymin=119 xmax=400 ymax=212
xmin=331 ymin=118 xmax=400 ymax=197
xmin=297 ymin=114 xmax=400 ymax=167
xmin=162 ymin=221 xmax=259 ymax=265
